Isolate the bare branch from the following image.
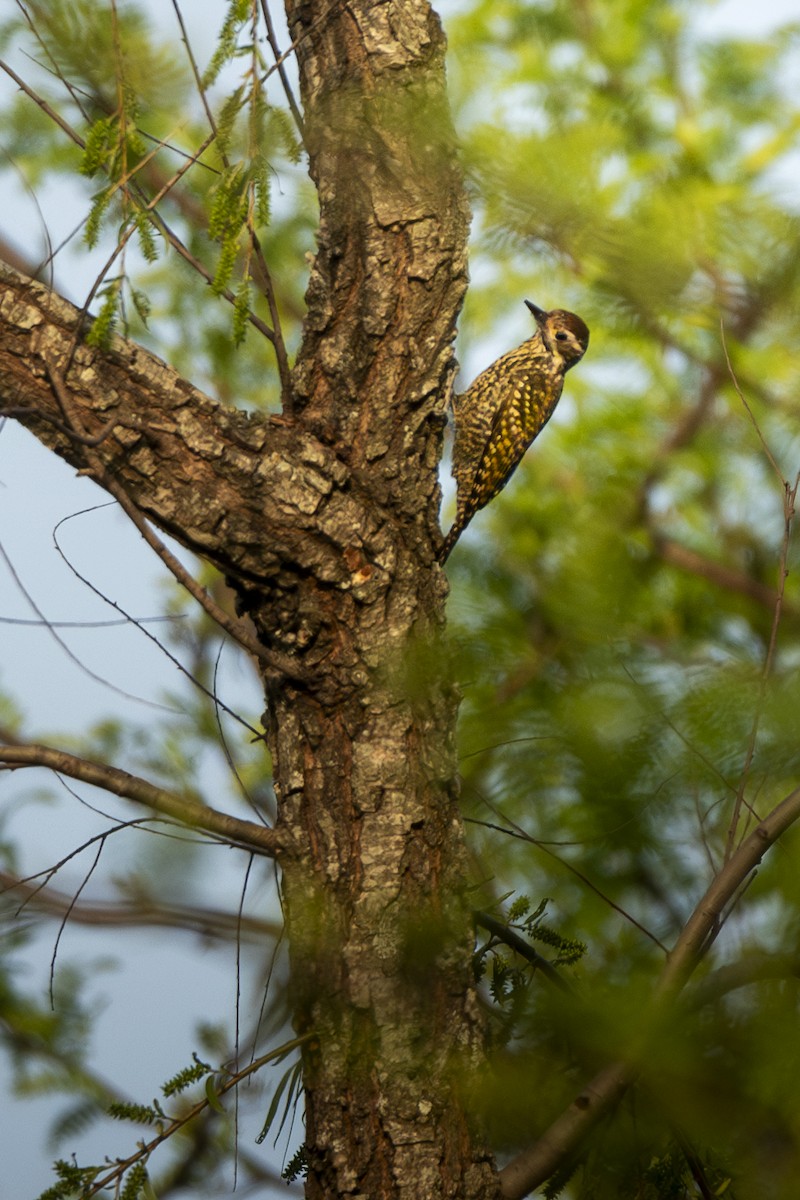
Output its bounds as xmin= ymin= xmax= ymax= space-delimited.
xmin=654 ymin=535 xmax=800 ymax=621
xmin=659 ymin=786 xmax=800 ymax=996
xmin=0 ymin=55 xmax=85 ymax=148
xmin=0 ymin=742 xmax=283 ymax=857
xmin=686 ymin=952 xmax=800 ymax=1011
xmin=258 ymin=0 xmax=305 ymax=139
xmin=1 ymin=869 xmax=281 ymax=940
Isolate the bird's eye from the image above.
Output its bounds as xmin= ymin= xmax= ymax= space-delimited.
xmin=555 ymin=331 xmax=569 ymax=341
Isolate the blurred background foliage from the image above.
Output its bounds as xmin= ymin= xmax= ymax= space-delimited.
xmin=444 ymin=0 xmax=800 ymax=1193
xmin=1 ymin=0 xmax=800 ymax=1196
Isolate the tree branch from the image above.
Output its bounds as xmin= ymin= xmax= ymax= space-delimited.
xmin=1 ymin=869 xmax=281 ymax=940
xmin=685 ymin=952 xmax=800 ymax=1011
xmin=657 ymin=786 xmax=800 ymax=997
xmin=0 ymin=743 xmax=284 ymax=857
xmin=83 ymin=1033 xmax=313 ymax=1198
xmin=474 ymin=910 xmax=572 ymax=993
xmin=259 ymin=0 xmax=305 ymax=139
xmin=653 ymin=535 xmax=800 ymax=621
xmin=499 ymin=785 xmax=800 ymax=1198
xmin=0 ymin=263 xmax=383 ymax=590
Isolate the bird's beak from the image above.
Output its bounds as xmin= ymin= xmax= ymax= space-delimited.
xmin=525 ymin=300 xmax=547 ymax=327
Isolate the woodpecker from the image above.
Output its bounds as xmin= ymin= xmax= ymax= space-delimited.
xmin=439 ymin=301 xmax=589 ymax=562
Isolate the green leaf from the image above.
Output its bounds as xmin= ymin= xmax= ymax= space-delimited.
xmin=121 ymin=1161 xmax=149 ymax=1200
xmin=202 ymin=1 xmax=252 ymax=87
xmin=282 ymin=1144 xmax=308 ymax=1183
xmin=162 ymin=1054 xmax=211 ymax=1097
xmin=86 ymin=278 xmax=122 ymax=349
xmin=204 ymin=1074 xmax=226 ymax=1114
xmin=107 ymin=1100 xmax=159 ymax=1125
xmin=84 ymin=187 xmax=113 ymax=249
xmin=256 ymin=1059 xmax=303 ymax=1146
xmin=81 ymin=116 xmax=116 ymax=177
xmin=135 ymin=211 xmax=158 ymax=264
xmin=232 ymin=278 xmax=250 ymax=346
xmin=130 ymin=286 xmax=151 ymax=327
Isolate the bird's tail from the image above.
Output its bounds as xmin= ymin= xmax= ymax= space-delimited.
xmin=437 ymin=520 xmax=461 ymax=564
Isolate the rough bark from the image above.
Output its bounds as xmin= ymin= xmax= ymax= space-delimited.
xmin=0 ymin=2 xmax=501 ymax=1197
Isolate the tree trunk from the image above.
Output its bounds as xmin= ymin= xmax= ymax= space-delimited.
xmin=265 ymin=3 xmax=497 ymax=1194
xmin=0 ymin=1 xmax=501 ymax=1196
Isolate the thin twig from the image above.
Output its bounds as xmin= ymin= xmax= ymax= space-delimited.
xmin=142 ymin=206 xmax=280 ymax=343
xmin=44 ymin=360 xmax=308 ymax=682
xmin=233 ymin=851 xmax=256 ymax=1185
xmin=243 ymin=6 xmax=292 ymax=401
xmin=0 ymin=613 xmax=182 ymax=628
xmin=466 ymin=805 xmax=668 ymax=953
xmin=48 ymin=836 xmax=105 ymax=1008
xmin=720 ymin=317 xmax=784 ymax=485
xmin=211 ymin=644 xmax=266 ymax=821
xmin=169 ymin=0 xmax=291 ymax=398
xmin=0 ymin=534 xmax=175 ymax=713
xmin=171 ymin=0 xmax=218 ymax=132
xmin=52 ymin=502 xmax=266 ymax=738
xmin=81 ymin=1033 xmax=314 ymax=1197
xmin=259 ymin=0 xmax=306 ymax=139
xmin=498 ymin=784 xmax=800 ymax=1198
xmin=14 ymin=0 xmax=92 ymax=123
xmin=0 ymin=56 xmax=85 ymax=147
xmin=720 ymin=320 xmax=798 ymax=862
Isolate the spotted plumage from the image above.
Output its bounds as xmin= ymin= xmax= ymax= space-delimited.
xmin=439 ymin=301 xmax=589 ymax=562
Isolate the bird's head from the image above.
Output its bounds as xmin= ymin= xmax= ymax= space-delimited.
xmin=526 ymin=300 xmax=590 ymax=369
